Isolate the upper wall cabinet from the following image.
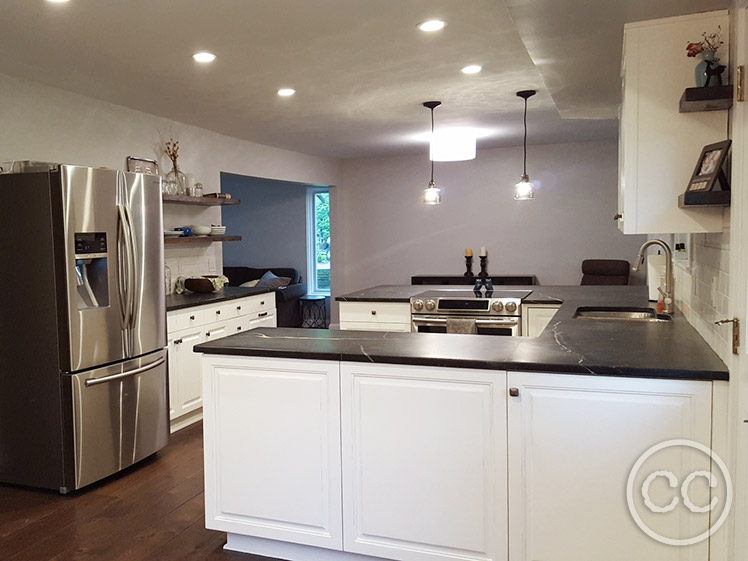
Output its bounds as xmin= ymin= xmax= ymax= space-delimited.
xmin=618 ymin=11 xmax=729 ymax=234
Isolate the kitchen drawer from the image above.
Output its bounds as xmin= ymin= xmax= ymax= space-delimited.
xmin=168 ymin=307 xmax=211 ymax=332
xmin=339 ymin=302 xmax=411 ymax=325
xmin=243 ymin=292 xmax=275 ymax=314
xmin=339 ymin=321 xmax=411 ymax=333
xmin=226 ymin=316 xmax=253 ymax=335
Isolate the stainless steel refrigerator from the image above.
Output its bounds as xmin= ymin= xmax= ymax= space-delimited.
xmin=0 ymin=163 xmax=168 ymax=493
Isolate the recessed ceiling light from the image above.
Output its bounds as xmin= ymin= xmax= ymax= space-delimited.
xmin=277 ymin=88 xmax=296 ymax=97
xmin=417 ymin=20 xmax=446 ymax=32
xmin=462 ymin=65 xmax=482 ymax=74
xmin=192 ymin=52 xmax=216 ymax=63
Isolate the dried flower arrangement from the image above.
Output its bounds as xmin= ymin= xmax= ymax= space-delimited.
xmin=164 ymin=138 xmax=180 ymax=168
xmin=686 ymin=26 xmax=724 ymax=58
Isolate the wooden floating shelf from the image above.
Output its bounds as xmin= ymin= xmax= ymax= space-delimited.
xmin=679 ymin=85 xmax=733 ymax=113
xmin=162 ymin=194 xmax=240 ymax=206
xmin=164 ymin=235 xmax=242 ymax=245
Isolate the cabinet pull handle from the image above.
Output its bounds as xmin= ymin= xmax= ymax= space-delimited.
xmin=190 ymin=315 xmax=195 ymax=321
xmin=509 ymin=387 xmax=520 ymax=397
xmin=371 ymin=310 xmax=377 ymax=316
xmin=258 ymin=312 xmax=268 ymax=317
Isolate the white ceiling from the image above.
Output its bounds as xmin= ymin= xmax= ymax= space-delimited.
xmin=0 ymin=0 xmax=728 ymax=159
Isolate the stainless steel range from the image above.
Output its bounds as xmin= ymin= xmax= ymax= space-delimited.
xmin=410 ymin=290 xmax=531 ymax=336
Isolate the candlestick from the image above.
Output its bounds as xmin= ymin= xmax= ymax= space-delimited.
xmin=479 ymin=255 xmax=488 ymax=283
xmin=464 ymin=255 xmax=474 ymax=277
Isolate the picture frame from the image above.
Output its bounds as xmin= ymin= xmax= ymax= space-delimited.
xmin=126 ymin=156 xmax=159 ymax=175
xmin=686 ymin=140 xmax=731 ymax=193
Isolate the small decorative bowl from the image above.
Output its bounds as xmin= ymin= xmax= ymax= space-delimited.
xmin=189 ymin=225 xmax=212 ymax=236
xmin=183 ymin=275 xmax=229 ymax=293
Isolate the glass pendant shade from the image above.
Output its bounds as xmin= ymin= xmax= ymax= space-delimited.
xmin=514 ymin=174 xmax=534 ymax=200
xmin=423 ymin=180 xmax=442 ymax=205
xmin=430 ymin=130 xmax=477 ymax=161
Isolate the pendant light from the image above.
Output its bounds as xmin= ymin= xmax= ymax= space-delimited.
xmin=514 ymin=90 xmax=537 ymax=200
xmin=423 ymin=101 xmax=442 ymax=205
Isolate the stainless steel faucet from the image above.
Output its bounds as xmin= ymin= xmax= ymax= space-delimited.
xmin=632 ymin=239 xmax=673 ymax=314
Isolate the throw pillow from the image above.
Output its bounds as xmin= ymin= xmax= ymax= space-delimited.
xmin=255 ymin=270 xmax=291 ymax=289
xmin=239 ymin=279 xmax=260 ymax=288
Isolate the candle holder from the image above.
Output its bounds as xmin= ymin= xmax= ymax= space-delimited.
xmin=479 ymin=255 xmax=488 ymax=283
xmin=464 ymin=255 xmax=474 ymax=277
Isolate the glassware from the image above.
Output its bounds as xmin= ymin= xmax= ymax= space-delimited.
xmin=194 ymin=183 xmax=204 ymax=197
xmin=165 ymin=165 xmax=186 ymax=195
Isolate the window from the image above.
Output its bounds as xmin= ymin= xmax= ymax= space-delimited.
xmin=306 ymin=187 xmax=330 ymax=295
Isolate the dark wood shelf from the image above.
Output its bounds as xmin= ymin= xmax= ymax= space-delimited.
xmin=164 ymin=235 xmax=242 ymax=245
xmin=679 ymin=85 xmax=733 ymax=113
xmin=162 ymin=194 xmax=240 ymax=206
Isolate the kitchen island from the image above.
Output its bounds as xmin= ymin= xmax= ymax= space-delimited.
xmin=195 ymin=285 xmax=729 ymax=561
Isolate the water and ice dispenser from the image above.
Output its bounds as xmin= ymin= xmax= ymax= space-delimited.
xmin=74 ymin=233 xmax=109 ymax=310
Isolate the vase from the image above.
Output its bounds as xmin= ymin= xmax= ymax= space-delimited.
xmin=694 ymin=50 xmax=719 ymax=87
xmin=164 ymin=164 xmax=186 ymax=195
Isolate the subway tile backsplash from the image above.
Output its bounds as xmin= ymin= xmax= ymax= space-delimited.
xmin=673 ymin=230 xmax=731 ymax=362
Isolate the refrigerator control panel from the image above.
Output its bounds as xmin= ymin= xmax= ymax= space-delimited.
xmin=75 ymin=233 xmax=107 ymax=259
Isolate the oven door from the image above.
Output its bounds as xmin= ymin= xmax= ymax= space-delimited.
xmin=412 ymin=315 xmax=520 ymax=336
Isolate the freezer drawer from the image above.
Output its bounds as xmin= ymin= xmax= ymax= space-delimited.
xmin=68 ymin=349 xmax=168 ymax=490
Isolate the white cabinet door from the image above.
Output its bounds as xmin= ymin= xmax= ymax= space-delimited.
xmin=341 ymin=362 xmax=507 ymax=561
xmin=202 ymin=356 xmax=342 ymax=549
xmin=522 ymin=304 xmax=560 ymax=337
xmin=249 ymin=312 xmax=277 ymax=329
xmin=176 ymin=328 xmax=205 ymax=415
xmin=507 ymin=372 xmax=713 ymax=561
xmin=619 ymin=12 xmax=728 ymax=234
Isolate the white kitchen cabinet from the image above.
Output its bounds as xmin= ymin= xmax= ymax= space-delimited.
xmin=339 ymin=301 xmax=411 ymax=332
xmin=167 ymin=292 xmax=277 ymax=431
xmin=202 ymin=356 xmax=343 ymax=550
xmin=618 ymin=11 xmax=728 ymax=234
xmin=340 ymin=362 xmax=507 ymax=561
xmin=521 ymin=304 xmax=560 ymax=337
xmin=507 ymin=371 xmax=713 ymax=561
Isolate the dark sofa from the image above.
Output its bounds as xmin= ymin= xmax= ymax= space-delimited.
xmin=223 ymin=267 xmax=307 ymax=327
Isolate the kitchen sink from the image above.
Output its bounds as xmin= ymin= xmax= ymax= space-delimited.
xmin=573 ymin=307 xmax=673 ymax=322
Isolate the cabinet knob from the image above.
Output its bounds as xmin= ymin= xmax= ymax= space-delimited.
xmin=260 ymin=301 xmax=265 ymax=305
xmin=216 ymin=310 xmax=221 ymax=315
xmin=206 ymin=332 xmax=212 ymax=337
xmin=174 ymin=338 xmax=182 ymax=345
xmin=236 ymin=326 xmax=242 ymax=331
xmin=371 ymin=310 xmax=377 ymax=316
xmin=509 ymin=387 xmax=520 ymax=397
xmin=190 ymin=315 xmax=195 ymax=321
xmin=237 ymin=306 xmax=242 ymax=311
xmin=613 ymin=213 xmax=622 ymax=221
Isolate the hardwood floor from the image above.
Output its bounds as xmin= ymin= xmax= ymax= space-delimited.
xmin=0 ymin=422 xmax=268 ymax=561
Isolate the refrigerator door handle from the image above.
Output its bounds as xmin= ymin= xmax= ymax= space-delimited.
xmin=84 ymin=356 xmax=166 ymax=387
xmin=117 ymin=204 xmax=134 ymax=330
xmin=122 ymin=203 xmax=138 ymax=329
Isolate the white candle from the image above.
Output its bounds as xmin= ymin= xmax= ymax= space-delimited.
xmin=480 ymin=247 xmax=487 ymax=257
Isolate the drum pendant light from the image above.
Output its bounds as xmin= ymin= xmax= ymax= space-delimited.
xmin=514 ymin=90 xmax=537 ymax=200
xmin=422 ymin=101 xmax=442 ymax=205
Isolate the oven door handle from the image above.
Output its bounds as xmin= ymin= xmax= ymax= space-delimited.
xmin=412 ymin=316 xmax=447 ymax=324
xmin=475 ymin=318 xmax=519 ymax=326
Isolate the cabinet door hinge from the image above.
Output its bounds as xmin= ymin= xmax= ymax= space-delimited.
xmin=715 ymin=318 xmax=739 ymax=354
xmin=738 ymin=66 xmax=745 ymax=102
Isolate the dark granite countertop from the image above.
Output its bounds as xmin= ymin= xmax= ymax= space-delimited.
xmin=196 ymin=285 xmax=729 ymax=381
xmin=166 ymin=286 xmax=274 ymax=312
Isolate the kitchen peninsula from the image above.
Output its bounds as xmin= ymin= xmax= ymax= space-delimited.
xmin=195 ymin=285 xmax=728 ymax=561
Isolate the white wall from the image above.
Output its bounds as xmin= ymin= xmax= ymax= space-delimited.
xmin=333 ymin=139 xmax=646 ymax=306
xmin=0 ymin=72 xmax=340 ymax=278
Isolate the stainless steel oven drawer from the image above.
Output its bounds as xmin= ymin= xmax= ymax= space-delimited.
xmin=68 ymin=349 xmax=168 ymax=489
